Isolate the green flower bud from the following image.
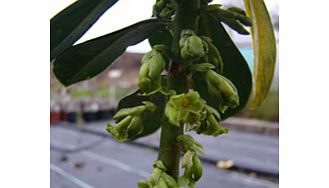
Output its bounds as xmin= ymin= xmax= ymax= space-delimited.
xmin=152 ymin=0 xmax=166 ymax=17
xmin=161 ymin=172 xmax=178 ymax=188
xmin=126 ymin=116 xmax=143 ymax=138
xmin=179 ymin=30 xmax=206 ymax=60
xmin=192 ymin=154 xmax=203 ymax=181
xmin=190 ymin=63 xmax=215 ymax=73
xmin=138 ymin=47 xmax=166 ymax=94
xmin=153 ymin=0 xmax=174 ymax=19
xmin=197 ymin=104 xmax=228 ymax=136
xmin=202 ymin=37 xmax=224 ymax=73
xmin=107 ymin=102 xmax=156 ymax=141
xmin=182 ymin=152 xmax=194 ymax=178
xmin=159 ymin=6 xmax=174 ymax=19
xmin=142 ymin=101 xmax=157 ymax=112
xmin=206 ymin=70 xmax=239 ymax=111
xmin=165 ymin=102 xmax=180 ymax=126
xmin=138 ymin=63 xmax=153 ymax=92
xmin=180 ymin=150 xmax=202 ymax=186
xmin=113 ymin=106 xmax=145 ymax=121
xmin=177 ymin=135 xmax=205 ymax=155
xmin=153 ymin=160 xmax=167 ymax=171
xmin=106 ymin=115 xmax=133 ymax=141
xmin=138 ymin=180 xmax=151 ymax=188
xmin=182 ymin=150 xmax=194 ymax=168
xmin=157 ymin=177 xmax=169 ymax=188
xmin=149 ymin=168 xmax=162 ymax=186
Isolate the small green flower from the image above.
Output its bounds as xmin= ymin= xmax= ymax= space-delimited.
xmin=197 ymin=104 xmax=228 ymax=137
xmin=179 ymin=149 xmax=203 ymax=187
xmin=165 ymin=91 xmax=205 ymax=127
xmin=201 ymin=37 xmax=224 ymax=73
xmin=206 ymin=70 xmax=239 ymax=113
xmin=180 ymin=30 xmax=206 ymax=60
xmin=139 ymin=160 xmax=178 ymax=188
xmin=177 ymin=135 xmax=205 ymax=155
xmin=153 ymin=0 xmax=174 ymax=19
xmin=138 ymin=46 xmax=167 ymax=94
xmin=106 ymin=102 xmax=156 ymax=141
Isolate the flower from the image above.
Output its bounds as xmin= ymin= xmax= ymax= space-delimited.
xmin=206 ymin=70 xmax=239 ymax=113
xmin=180 ymin=30 xmax=206 ymax=60
xmin=106 ymin=101 xmax=156 ymax=141
xmin=138 ymin=46 xmax=167 ymax=94
xmin=165 ymin=91 xmax=205 ymax=127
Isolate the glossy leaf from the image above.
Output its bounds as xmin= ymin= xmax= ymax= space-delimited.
xmin=51 ymin=0 xmax=119 ymax=60
xmin=117 ymin=90 xmax=165 ymax=139
xmin=243 ymin=0 xmax=277 ymax=108
xmin=195 ymin=14 xmax=252 ymax=119
xmin=53 ymin=19 xmax=170 ymax=86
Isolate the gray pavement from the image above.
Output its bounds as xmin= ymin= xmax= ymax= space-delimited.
xmin=51 ymin=124 xmax=279 ymax=188
xmin=60 ymin=120 xmax=279 ymax=176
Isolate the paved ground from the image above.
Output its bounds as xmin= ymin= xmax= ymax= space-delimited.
xmin=51 ymin=122 xmax=279 ymax=188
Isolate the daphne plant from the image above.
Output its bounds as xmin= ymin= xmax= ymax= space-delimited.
xmin=51 ymin=0 xmax=276 ymax=187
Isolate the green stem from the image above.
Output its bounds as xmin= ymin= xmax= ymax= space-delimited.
xmin=157 ymin=0 xmax=200 ymax=180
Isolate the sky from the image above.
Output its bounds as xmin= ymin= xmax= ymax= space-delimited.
xmin=50 ymin=0 xmax=279 ymax=53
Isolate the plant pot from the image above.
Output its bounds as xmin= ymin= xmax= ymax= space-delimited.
xmin=83 ymin=112 xmax=98 ymax=122
xmin=67 ymin=112 xmax=78 ymax=123
xmin=50 ymin=112 xmax=61 ymax=124
xmin=60 ymin=111 xmax=67 ymax=121
xmin=97 ymin=109 xmax=112 ymax=120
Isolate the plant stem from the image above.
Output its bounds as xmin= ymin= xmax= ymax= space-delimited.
xmin=157 ymin=0 xmax=200 ymax=180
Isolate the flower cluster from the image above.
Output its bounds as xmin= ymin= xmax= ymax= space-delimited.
xmin=152 ymin=0 xmax=175 ymax=19
xmin=138 ymin=45 xmax=168 ymax=94
xmin=138 ymin=160 xmax=178 ymax=188
xmin=177 ymin=135 xmax=205 ymax=187
xmin=106 ymin=101 xmax=156 ymax=141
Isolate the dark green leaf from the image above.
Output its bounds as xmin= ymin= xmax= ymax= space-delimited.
xmin=51 ymin=0 xmax=119 ymax=60
xmin=148 ymin=26 xmax=173 ymax=48
xmin=195 ymin=14 xmax=252 ymax=119
xmin=243 ymin=0 xmax=277 ymax=108
xmin=53 ymin=19 xmax=170 ymax=86
xmin=117 ymin=90 xmax=165 ymax=139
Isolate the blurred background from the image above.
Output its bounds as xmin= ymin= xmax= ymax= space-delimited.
xmin=50 ymin=0 xmax=279 ymax=187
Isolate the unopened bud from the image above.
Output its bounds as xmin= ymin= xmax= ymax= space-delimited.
xmin=126 ymin=116 xmax=143 ymax=138
xmin=106 ymin=115 xmax=133 ymax=141
xmin=113 ymin=106 xmax=145 ymax=121
xmin=206 ymin=70 xmax=239 ymax=110
xmin=138 ymin=47 xmax=166 ymax=94
xmin=202 ymin=37 xmax=224 ymax=73
xmin=138 ymin=180 xmax=151 ymax=188
xmin=177 ymin=135 xmax=205 ymax=155
xmin=157 ymin=177 xmax=169 ymax=188
xmin=180 ymin=30 xmax=205 ymax=60
xmin=107 ymin=102 xmax=156 ymax=141
xmin=182 ymin=150 xmax=194 ymax=168
xmin=149 ymin=168 xmax=162 ymax=186
xmin=161 ymin=173 xmax=178 ymax=187
xmin=192 ymin=154 xmax=203 ymax=181
xmin=198 ymin=104 xmax=228 ymax=136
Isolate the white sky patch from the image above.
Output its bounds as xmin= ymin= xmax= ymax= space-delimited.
xmin=50 ymin=0 xmax=278 ymax=53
